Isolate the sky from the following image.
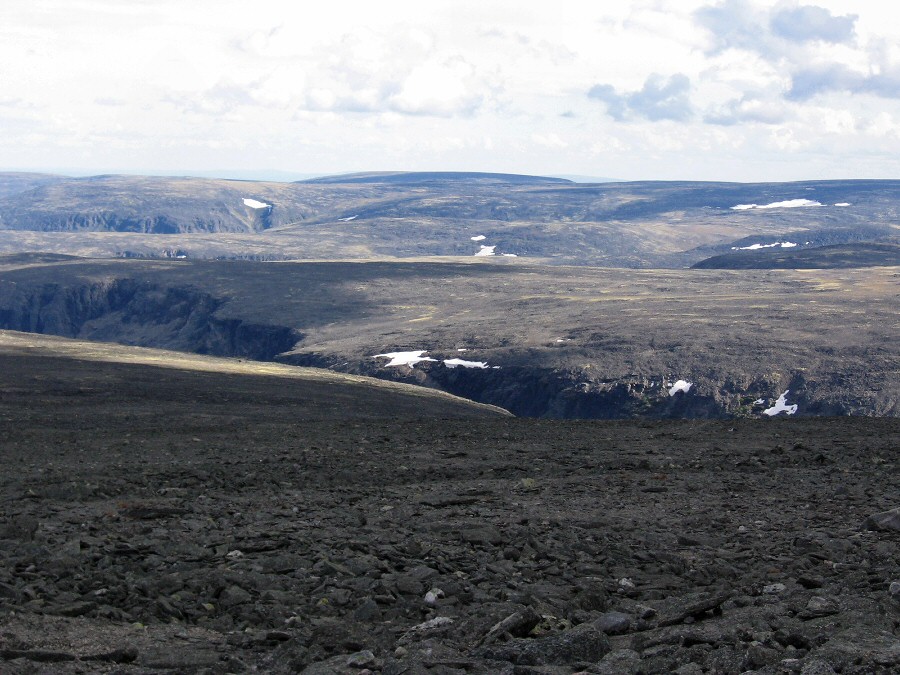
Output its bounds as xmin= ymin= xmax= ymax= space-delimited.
xmin=2 ymin=0 xmax=900 ymax=182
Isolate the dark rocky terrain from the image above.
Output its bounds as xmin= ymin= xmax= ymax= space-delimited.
xmin=1 ymin=331 xmax=898 ymax=673
xmin=0 ymin=254 xmax=896 ymax=419
xmin=1 ymin=173 xmax=898 ymax=268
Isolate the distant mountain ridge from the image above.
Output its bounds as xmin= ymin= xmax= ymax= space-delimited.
xmin=0 ymin=172 xmax=898 ymax=268
xmin=299 ymin=171 xmax=573 ymax=185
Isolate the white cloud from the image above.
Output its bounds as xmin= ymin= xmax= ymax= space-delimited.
xmin=2 ymin=1 xmax=900 ymax=181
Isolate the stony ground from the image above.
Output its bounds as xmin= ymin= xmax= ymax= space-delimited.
xmin=1 ymin=350 xmax=899 ymax=673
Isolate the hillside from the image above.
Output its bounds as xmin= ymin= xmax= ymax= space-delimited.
xmin=692 ymin=242 xmax=900 ymax=269
xmin=1 ymin=173 xmax=898 ymax=268
xmin=0 ymin=330 xmax=510 ymax=420
xmin=0 ymin=254 xmax=896 ymax=418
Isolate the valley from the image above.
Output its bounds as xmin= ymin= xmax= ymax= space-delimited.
xmin=0 ymin=254 xmax=896 ymax=419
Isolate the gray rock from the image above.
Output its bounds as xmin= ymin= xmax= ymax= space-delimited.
xmin=479 ymin=606 xmax=542 ymax=646
xmin=863 ymin=506 xmax=900 ymax=532
xmin=656 ymin=590 xmax=732 ymax=626
xmin=476 ymin=621 xmax=611 ymax=666
xmin=459 ymin=524 xmax=504 ymax=545
xmin=595 ymin=611 xmax=631 ymax=635
xmin=300 ymin=653 xmax=364 ymax=675
xmin=801 ymin=595 xmax=839 ymax=618
xmin=594 ymin=648 xmax=642 ymax=674
xmin=353 ymin=598 xmax=381 ymax=622
xmin=672 ymin=663 xmax=704 ymax=675
xmin=395 ymin=575 xmax=425 ymax=596
xmin=345 ymin=649 xmax=377 ymax=667
xmin=800 ymin=658 xmax=837 ymax=675
xmin=219 ymin=585 xmax=252 ymax=608
xmin=747 ymin=642 xmax=781 ymax=668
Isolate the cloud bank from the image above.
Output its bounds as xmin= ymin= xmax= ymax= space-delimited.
xmin=2 ymin=1 xmax=900 ymax=181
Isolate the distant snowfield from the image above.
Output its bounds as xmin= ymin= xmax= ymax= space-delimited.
xmin=475 ymin=245 xmax=496 ymax=257
xmin=732 ymin=241 xmax=798 ymax=251
xmin=373 ymin=351 xmax=437 ymax=367
xmin=731 ymin=199 xmax=822 ymax=210
xmin=242 ymin=198 xmax=270 ymax=209
xmin=443 ymin=358 xmax=488 ymax=369
xmin=470 ymin=235 xmax=486 ymax=241
xmin=668 ymin=380 xmax=692 ymax=396
xmin=834 ymin=202 xmax=851 ymax=207
xmin=338 ymin=215 xmax=358 ymax=222
xmin=763 ymin=390 xmax=798 ymax=416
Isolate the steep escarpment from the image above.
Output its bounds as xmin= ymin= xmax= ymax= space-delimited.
xmin=280 ymin=350 xmax=886 ymax=419
xmin=0 ymin=278 xmax=298 ymax=360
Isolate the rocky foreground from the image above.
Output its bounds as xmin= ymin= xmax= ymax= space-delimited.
xmin=1 ymin=349 xmax=899 ymax=673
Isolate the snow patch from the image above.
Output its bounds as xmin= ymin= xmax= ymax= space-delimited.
xmin=470 ymin=235 xmax=486 ymax=241
xmin=443 ymin=358 xmax=488 ymax=369
xmin=501 ymin=253 xmax=518 ymax=257
xmin=668 ymin=380 xmax=692 ymax=396
xmin=834 ymin=202 xmax=851 ymax=207
xmin=339 ymin=215 xmax=358 ymax=222
xmin=373 ymin=351 xmax=438 ymax=368
xmin=243 ymin=198 xmax=270 ymax=209
xmin=762 ymin=390 xmax=798 ymax=416
xmin=731 ymin=241 xmax=798 ymax=250
xmin=731 ymin=199 xmax=822 ymax=210
xmin=474 ymin=245 xmax=496 ymax=257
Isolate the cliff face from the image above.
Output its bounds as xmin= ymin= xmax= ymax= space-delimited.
xmin=0 ymin=279 xmax=298 ymax=361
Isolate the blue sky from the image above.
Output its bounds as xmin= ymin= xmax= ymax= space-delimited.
xmin=2 ymin=0 xmax=900 ymax=181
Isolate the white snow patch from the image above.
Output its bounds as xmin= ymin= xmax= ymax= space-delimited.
xmin=443 ymin=358 xmax=488 ymax=369
xmin=762 ymin=390 xmax=798 ymax=416
xmin=470 ymin=235 xmax=486 ymax=241
xmin=731 ymin=199 xmax=822 ymax=210
xmin=338 ymin=215 xmax=358 ymax=222
xmin=242 ymin=198 xmax=270 ymax=209
xmin=754 ymin=399 xmax=765 ymax=405
xmin=668 ymin=380 xmax=692 ymax=396
xmin=834 ymin=202 xmax=851 ymax=207
xmin=731 ymin=241 xmax=798 ymax=251
xmin=474 ymin=245 xmax=496 ymax=257
xmin=669 ymin=380 xmax=694 ymax=396
xmin=373 ymin=350 xmax=438 ymax=368
xmin=457 ymin=348 xmax=468 ymax=352
xmin=501 ymin=253 xmax=518 ymax=257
